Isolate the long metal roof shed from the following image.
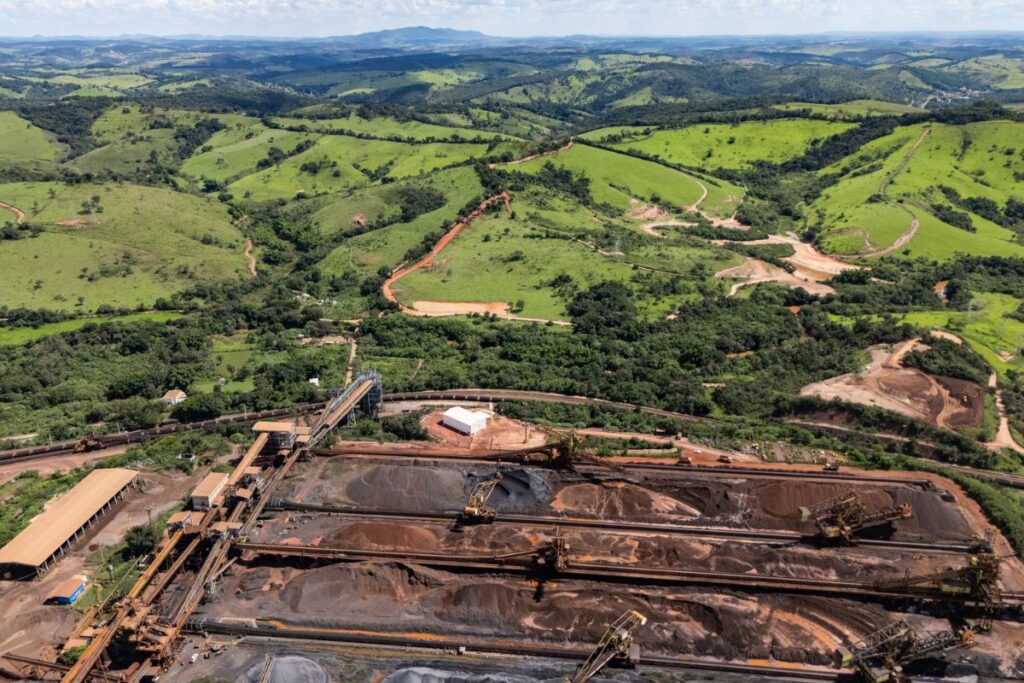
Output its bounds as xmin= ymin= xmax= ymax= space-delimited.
xmin=0 ymin=468 xmax=138 ymax=577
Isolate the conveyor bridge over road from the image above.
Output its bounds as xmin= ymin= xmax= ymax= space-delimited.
xmin=307 ymin=370 xmax=382 ymax=448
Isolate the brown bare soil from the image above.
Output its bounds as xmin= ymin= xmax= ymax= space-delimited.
xmin=409 ymin=300 xmax=510 ymax=316
xmin=800 ymin=344 xmax=985 ymax=430
xmin=55 ymin=216 xmax=89 ymax=229
xmin=419 ymin=410 xmax=549 ymax=452
xmin=715 ymin=258 xmax=836 ymax=297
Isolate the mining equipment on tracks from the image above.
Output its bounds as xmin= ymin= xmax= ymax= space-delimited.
xmin=873 ymin=543 xmax=1001 ymax=605
xmin=564 ymin=610 xmax=647 ymax=682
xmin=72 ymin=433 xmax=103 ymax=453
xmin=460 ymin=473 xmax=503 ymax=524
xmin=800 ymin=493 xmax=913 ymax=544
xmin=838 ymin=620 xmax=975 ymax=683
xmin=503 ymin=429 xmax=627 ymax=473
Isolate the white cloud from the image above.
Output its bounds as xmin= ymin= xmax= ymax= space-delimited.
xmin=1 ymin=0 xmax=1022 ymax=36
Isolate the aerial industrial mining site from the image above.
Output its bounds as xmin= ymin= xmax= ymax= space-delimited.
xmin=1 ymin=372 xmax=1023 ymax=683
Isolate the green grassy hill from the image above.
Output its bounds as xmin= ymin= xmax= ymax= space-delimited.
xmin=271 ymin=113 xmax=512 ymax=141
xmin=591 ymin=118 xmax=856 ymax=170
xmin=318 ymin=166 xmax=482 ymax=277
xmin=511 ymin=144 xmax=709 ymax=212
xmin=0 ymin=111 xmax=65 ymax=166
xmin=181 ymin=121 xmax=318 ymax=184
xmin=811 ymin=120 xmax=1024 ymax=259
xmin=228 ymin=136 xmax=490 ymax=202
xmin=0 ymin=182 xmax=247 ymax=310
xmin=773 ymin=100 xmax=923 ymax=118
xmin=393 ymin=186 xmax=737 ymax=320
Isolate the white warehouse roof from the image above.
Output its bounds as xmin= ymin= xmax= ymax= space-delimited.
xmin=442 ymin=406 xmax=489 ymax=434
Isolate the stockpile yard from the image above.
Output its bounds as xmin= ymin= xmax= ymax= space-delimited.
xmin=5 ymin=375 xmax=1023 ymax=683
xmin=156 ymin=391 xmax=1023 ymax=683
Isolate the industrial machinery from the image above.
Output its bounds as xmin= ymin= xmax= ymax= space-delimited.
xmin=873 ymin=544 xmax=1001 ymax=604
xmin=564 ymin=610 xmax=647 ymax=683
xmin=460 ymin=474 xmax=503 ymax=524
xmin=800 ymin=493 xmax=913 ymax=544
xmin=533 ymin=535 xmax=569 ymax=573
xmin=72 ymin=433 xmax=103 ymax=453
xmin=838 ymin=620 xmax=975 ymax=683
xmin=509 ymin=429 xmax=627 ymax=472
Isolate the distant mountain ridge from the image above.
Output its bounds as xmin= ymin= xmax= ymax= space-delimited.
xmin=331 ymin=26 xmax=494 ymax=48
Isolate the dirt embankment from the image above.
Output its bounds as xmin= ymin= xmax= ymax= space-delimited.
xmin=800 ymin=342 xmax=985 ymax=431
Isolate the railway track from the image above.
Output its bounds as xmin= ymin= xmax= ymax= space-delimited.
xmin=185 ymin=618 xmax=844 ymax=682
xmin=0 ymin=403 xmax=325 ymax=464
xmin=2 ymin=388 xmax=1020 ymax=495
xmin=269 ymin=499 xmax=974 ymax=554
xmin=232 ymin=541 xmax=1024 ymax=608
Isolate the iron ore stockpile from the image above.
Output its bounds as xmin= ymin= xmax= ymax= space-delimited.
xmin=7 ymin=376 xmax=1023 ymax=683
xmin=167 ymin=409 xmax=1024 ymax=682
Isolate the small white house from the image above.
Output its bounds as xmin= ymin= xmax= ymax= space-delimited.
xmin=442 ymin=406 xmax=489 ymax=435
xmin=162 ymin=389 xmax=187 ymax=405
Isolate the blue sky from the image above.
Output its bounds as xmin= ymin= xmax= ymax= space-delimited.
xmin=2 ymin=0 xmax=1023 ymax=38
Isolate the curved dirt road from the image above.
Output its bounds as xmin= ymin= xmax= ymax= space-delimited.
xmin=857 ymin=211 xmax=919 ymax=259
xmin=0 ymin=200 xmax=26 ymax=224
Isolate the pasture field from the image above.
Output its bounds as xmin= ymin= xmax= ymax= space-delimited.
xmin=319 ymin=167 xmax=484 ymax=277
xmin=773 ymin=100 xmax=922 ymax=117
xmin=229 ymin=136 xmax=489 ymax=202
xmin=306 ymin=167 xmax=477 ymax=238
xmin=157 ymin=79 xmax=213 ymax=92
xmin=272 ymin=113 xmax=512 ymax=141
xmin=511 ymin=144 xmax=707 ymax=213
xmin=49 ymin=72 xmax=153 ymax=96
xmin=0 ymin=111 xmax=65 ymax=165
xmin=944 ymin=55 xmax=1024 ymax=89
xmin=181 ymin=123 xmax=317 ymax=184
xmin=71 ymin=128 xmax=182 ymax=175
xmin=894 ymin=292 xmax=1024 ymax=377
xmin=392 ymin=191 xmax=736 ymax=320
xmin=0 ymin=182 xmax=246 ymax=310
xmin=192 ymin=333 xmax=264 ymax=394
xmin=814 ymin=121 xmax=1024 ymax=259
xmin=91 ymin=104 xmax=197 ymax=142
xmin=602 ymin=118 xmax=856 ymax=169
xmin=0 ymin=311 xmax=183 ymax=346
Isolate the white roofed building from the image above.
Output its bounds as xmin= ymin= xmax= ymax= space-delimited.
xmin=441 ymin=406 xmax=489 ymax=435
